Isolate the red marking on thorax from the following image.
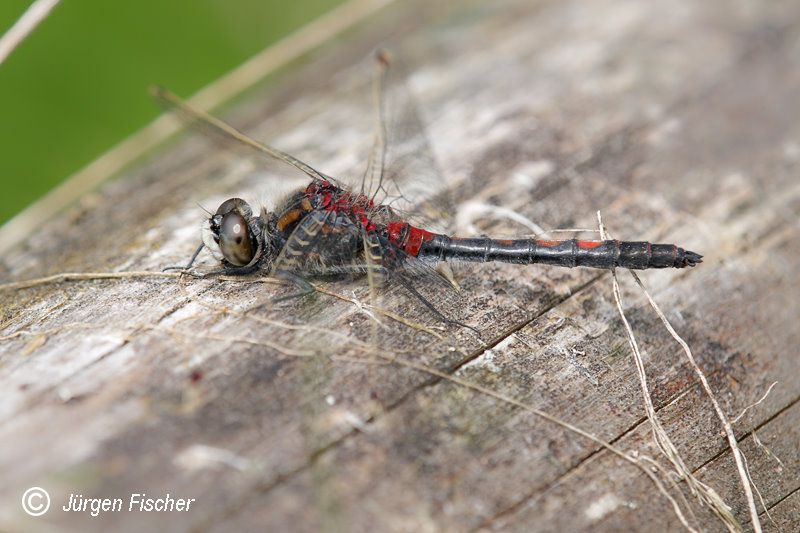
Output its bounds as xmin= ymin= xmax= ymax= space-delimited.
xmin=577 ymin=240 xmax=603 ymax=249
xmin=386 ymin=221 xmax=404 ymax=244
xmin=305 ymin=182 xmax=378 ymax=232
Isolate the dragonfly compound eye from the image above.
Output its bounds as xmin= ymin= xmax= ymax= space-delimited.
xmin=218 ymin=212 xmax=255 ymax=266
xmin=216 ymin=197 xmax=252 ymax=217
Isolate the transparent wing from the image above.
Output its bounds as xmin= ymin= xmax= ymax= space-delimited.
xmin=152 ymin=86 xmax=338 ymax=186
xmin=271 ymin=207 xmax=455 ymax=292
xmin=272 ymin=207 xmax=469 ymax=334
xmin=373 ymin=231 xmax=477 ymax=334
xmin=359 ymin=52 xmax=389 ymax=199
xmin=385 ymin=243 xmax=459 ymax=294
xmin=359 ymin=52 xmax=455 ymax=234
xmin=271 ymin=210 xmax=370 ymax=277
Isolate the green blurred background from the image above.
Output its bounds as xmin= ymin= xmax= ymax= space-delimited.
xmin=0 ymin=0 xmax=343 ymax=224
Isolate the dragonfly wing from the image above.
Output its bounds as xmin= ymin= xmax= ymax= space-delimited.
xmin=152 ymin=87 xmax=341 ymax=187
xmin=359 ymin=53 xmax=456 ymax=234
xmin=270 ymin=206 xmax=455 ymax=286
xmin=358 ymin=53 xmax=389 ymax=200
xmin=369 ymin=230 xmax=456 ymax=294
xmin=271 ymin=210 xmax=371 ymax=277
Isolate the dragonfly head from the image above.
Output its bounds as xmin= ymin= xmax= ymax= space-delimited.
xmin=202 ymin=198 xmax=265 ymax=267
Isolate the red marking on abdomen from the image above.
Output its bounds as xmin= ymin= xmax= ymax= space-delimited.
xmin=577 ymin=240 xmax=603 ymax=249
xmin=536 ymin=239 xmax=561 ymax=247
xmin=386 ymin=222 xmax=436 ymax=256
xmin=405 ymin=227 xmax=436 ymax=256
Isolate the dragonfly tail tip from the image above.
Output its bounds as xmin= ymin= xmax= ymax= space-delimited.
xmin=682 ymin=250 xmax=703 ymax=267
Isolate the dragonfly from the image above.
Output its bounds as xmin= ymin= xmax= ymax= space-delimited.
xmin=159 ymin=52 xmax=701 ymax=327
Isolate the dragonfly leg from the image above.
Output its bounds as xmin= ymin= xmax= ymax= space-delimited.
xmin=163 ymin=243 xmax=205 ymax=272
xmin=397 ymin=278 xmax=482 ymax=340
xmin=272 ymin=269 xmax=316 ymax=303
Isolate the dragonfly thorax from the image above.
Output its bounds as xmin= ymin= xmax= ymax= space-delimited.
xmin=201 ymin=181 xmax=405 ymax=276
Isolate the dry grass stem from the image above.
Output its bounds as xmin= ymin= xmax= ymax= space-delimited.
xmin=627 ymin=270 xmax=762 ymax=533
xmin=731 ymin=381 xmax=779 ymax=424
xmin=0 ymin=270 xmax=183 ymax=291
xmin=598 ymin=211 xmax=743 ymax=533
xmin=0 ymin=0 xmax=61 ymax=66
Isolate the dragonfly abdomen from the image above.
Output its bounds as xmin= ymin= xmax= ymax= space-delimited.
xmin=417 ymin=235 xmax=702 ymax=270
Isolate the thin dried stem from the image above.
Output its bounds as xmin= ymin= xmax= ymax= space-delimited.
xmin=146 ymin=325 xmax=316 ymax=358
xmin=314 ymin=285 xmax=444 ymax=339
xmin=731 ymin=381 xmax=778 ymax=424
xmin=752 ymin=431 xmax=785 ymax=469
xmin=0 ymin=271 xmax=182 ymax=291
xmin=740 ymin=450 xmax=777 ymax=529
xmin=383 ymin=351 xmax=698 ymax=533
xmin=598 ymin=211 xmax=740 ymax=533
xmin=165 ymin=266 xmax=696 ymax=530
xmin=0 ymin=269 xmax=287 ymax=292
xmin=0 ymin=321 xmax=103 ymax=341
xmin=0 ymin=0 xmax=61 ymax=66
xmin=627 ymin=270 xmax=761 ymax=533
xmin=0 ymin=0 xmax=394 ymax=255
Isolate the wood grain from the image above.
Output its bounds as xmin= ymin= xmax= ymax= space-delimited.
xmin=1 ymin=0 xmax=798 ymax=531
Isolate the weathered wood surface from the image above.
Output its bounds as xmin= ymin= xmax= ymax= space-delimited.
xmin=1 ymin=0 xmax=799 ymax=531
